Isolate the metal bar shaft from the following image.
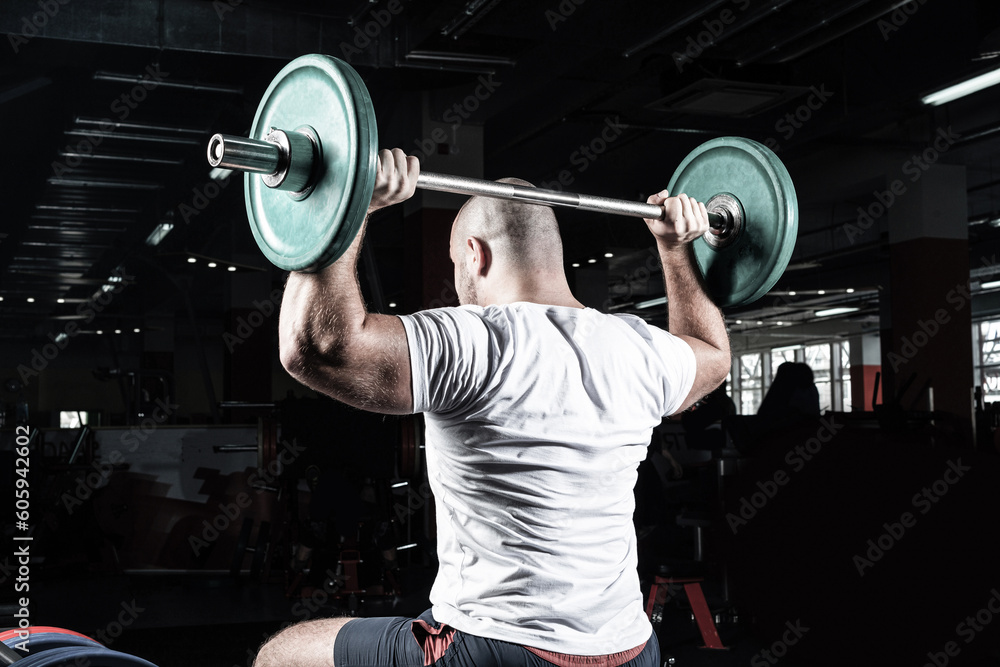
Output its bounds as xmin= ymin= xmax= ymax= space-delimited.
xmin=418 ymin=171 xmax=726 ymax=228
xmin=207 ymin=133 xmax=726 ymax=228
xmin=209 ymin=134 xmax=281 ymax=174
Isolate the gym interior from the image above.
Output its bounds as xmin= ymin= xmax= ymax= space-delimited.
xmin=3 ymin=1 xmax=1000 ymax=665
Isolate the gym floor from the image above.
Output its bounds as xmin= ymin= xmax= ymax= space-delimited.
xmin=23 ymin=568 xmax=807 ymax=667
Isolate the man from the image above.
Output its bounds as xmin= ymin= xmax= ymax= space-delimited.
xmin=265 ymin=148 xmax=730 ymax=666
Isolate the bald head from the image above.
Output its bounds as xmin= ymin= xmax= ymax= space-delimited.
xmin=451 ymin=178 xmax=565 ymax=270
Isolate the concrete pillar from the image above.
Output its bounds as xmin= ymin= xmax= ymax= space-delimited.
xmin=404 ymin=93 xmax=485 ymax=310
xmin=881 ymin=165 xmax=970 ymax=432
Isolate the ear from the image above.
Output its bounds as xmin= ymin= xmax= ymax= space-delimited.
xmin=466 ymin=236 xmax=491 ymax=277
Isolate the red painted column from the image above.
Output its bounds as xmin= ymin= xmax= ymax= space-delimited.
xmin=880 ymin=165 xmax=971 ymax=436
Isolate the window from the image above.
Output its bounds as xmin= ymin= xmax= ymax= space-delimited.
xmin=839 ymin=341 xmax=852 ymax=412
xmin=738 ymin=353 xmax=764 ymax=415
xmin=804 ymin=344 xmax=832 ymax=412
xmin=60 ymin=411 xmax=89 ymax=428
xmin=771 ymin=346 xmax=798 ymax=375
xmin=975 ymin=320 xmax=1000 ymax=401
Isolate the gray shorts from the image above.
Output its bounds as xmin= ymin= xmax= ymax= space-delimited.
xmin=333 ymin=609 xmax=659 ymax=667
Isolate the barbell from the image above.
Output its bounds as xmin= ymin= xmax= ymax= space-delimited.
xmin=207 ymin=54 xmax=798 ymax=307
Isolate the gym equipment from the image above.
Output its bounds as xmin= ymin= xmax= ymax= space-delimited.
xmin=1 ymin=627 xmax=159 ymax=667
xmin=230 ymin=517 xmax=272 ymax=579
xmin=208 ymin=54 xmax=798 ymax=307
xmin=212 ymin=416 xmax=279 ymax=472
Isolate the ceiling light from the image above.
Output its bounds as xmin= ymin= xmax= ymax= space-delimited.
xmin=756 ymin=320 xmax=763 ymax=325
xmin=145 ymin=222 xmax=173 ymax=247
xmin=923 ymin=65 xmax=1000 ymax=106
xmin=208 ymin=262 xmax=217 ymax=268
xmin=114 ymin=329 xmax=122 ymax=334
xmin=26 ymin=298 xmax=34 ymax=303
xmin=57 ymin=298 xmax=65 ymax=304
xmin=388 ymin=302 xmax=397 ymax=308
xmin=588 ymin=258 xmax=597 ymax=264
xmin=604 ymin=252 xmax=614 ymax=258
xmin=846 ymin=288 xmax=855 ymax=294
xmin=187 ymin=257 xmax=196 ymax=264
xmin=228 ymin=266 xmax=237 ymax=272
xmin=54 ymin=333 xmax=68 ymax=344
xmin=635 ymin=296 xmax=667 ymax=309
xmin=133 ymin=328 xmax=141 ymax=333
xmin=572 ymin=263 xmax=580 ymax=268
xmin=815 ymin=306 xmax=860 ymax=317
xmin=981 ymin=280 xmax=1000 ymax=290
xmin=0 ymin=297 xmax=4 ymax=302
xmin=776 ymin=321 xmax=785 ymax=326
xmin=96 ymin=330 xmax=104 ymax=335
xmin=817 ymin=290 xmax=826 ymax=295
xmin=735 ymin=320 xmax=743 ymax=325
xmin=788 ymin=291 xmax=796 ymax=296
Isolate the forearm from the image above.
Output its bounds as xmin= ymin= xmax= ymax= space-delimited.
xmin=658 ymin=239 xmax=728 ymax=354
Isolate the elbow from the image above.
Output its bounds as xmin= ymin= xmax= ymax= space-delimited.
xmin=708 ymin=347 xmax=732 ymax=389
xmin=279 ymin=340 xmax=309 ymax=380
xmin=278 ymin=326 xmax=343 ymax=381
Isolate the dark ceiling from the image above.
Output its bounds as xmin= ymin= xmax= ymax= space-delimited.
xmin=2 ymin=0 xmax=1000 ymax=354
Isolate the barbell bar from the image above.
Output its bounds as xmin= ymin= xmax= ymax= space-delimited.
xmin=208 ymin=132 xmax=736 ymax=231
xmin=206 ymin=54 xmax=798 ymax=307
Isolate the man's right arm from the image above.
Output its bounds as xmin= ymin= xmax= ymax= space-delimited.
xmin=644 ymin=190 xmax=731 ymax=413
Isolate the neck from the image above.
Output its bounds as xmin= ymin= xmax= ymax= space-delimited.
xmin=481 ymin=269 xmax=585 ymax=309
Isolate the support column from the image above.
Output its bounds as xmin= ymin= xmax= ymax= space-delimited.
xmin=849 ymin=333 xmax=882 ymax=411
xmin=403 ymin=93 xmax=485 ymax=310
xmin=224 ymin=257 xmax=274 ymax=423
xmin=881 ymin=165 xmax=970 ymax=433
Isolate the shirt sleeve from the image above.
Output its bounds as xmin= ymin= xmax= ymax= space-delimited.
xmin=657 ymin=332 xmax=698 ymax=416
xmin=616 ymin=314 xmax=698 ymax=417
xmin=398 ymin=307 xmax=495 ymax=415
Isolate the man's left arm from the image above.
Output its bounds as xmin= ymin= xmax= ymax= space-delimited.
xmin=278 ymin=149 xmax=418 ymax=415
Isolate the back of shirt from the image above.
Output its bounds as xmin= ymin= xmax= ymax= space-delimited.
xmin=399 ymin=302 xmax=696 ymax=655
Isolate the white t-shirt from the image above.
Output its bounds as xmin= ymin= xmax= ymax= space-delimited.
xmin=398 ymin=302 xmax=696 ymax=655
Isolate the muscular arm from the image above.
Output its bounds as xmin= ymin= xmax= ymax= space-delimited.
xmin=278 ymin=150 xmax=418 ymax=414
xmin=645 ymin=191 xmax=731 ymax=413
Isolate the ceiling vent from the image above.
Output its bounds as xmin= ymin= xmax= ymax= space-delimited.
xmin=648 ymin=79 xmax=808 ymax=118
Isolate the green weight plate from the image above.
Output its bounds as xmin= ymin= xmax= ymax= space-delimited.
xmin=247 ymin=55 xmax=378 ymax=271
xmin=668 ymin=137 xmax=798 ymax=308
